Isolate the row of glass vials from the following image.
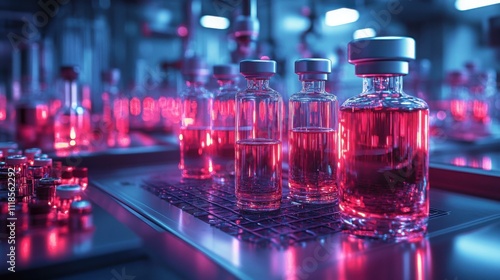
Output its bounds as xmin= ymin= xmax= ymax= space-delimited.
xmin=0 ymin=143 xmax=92 ymax=234
xmin=177 ymin=37 xmax=429 ymax=241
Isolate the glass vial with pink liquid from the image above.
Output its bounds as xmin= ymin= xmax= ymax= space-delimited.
xmin=289 ymin=58 xmax=338 ymax=204
xmin=101 ymin=69 xmax=130 ymax=148
xmin=235 ymin=60 xmax=283 ymax=211
xmin=53 ymin=66 xmax=91 ymax=156
xmin=178 ymin=57 xmax=213 ymax=179
xmin=211 ymin=64 xmax=240 ymax=183
xmin=339 ymin=37 xmax=430 ymax=241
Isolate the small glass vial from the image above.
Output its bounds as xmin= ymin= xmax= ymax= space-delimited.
xmin=53 ymin=66 xmax=91 ymax=156
xmin=27 ymin=166 xmax=44 ymax=199
xmin=56 ymin=184 xmax=82 ymax=221
xmin=24 ymin=148 xmax=42 ymax=166
xmin=235 ymin=60 xmax=283 ymax=211
xmin=61 ymin=166 xmax=74 ymax=185
xmin=6 ymin=155 xmax=28 ymax=200
xmin=178 ymin=57 xmax=214 ymax=179
xmin=101 ymin=69 xmax=130 ymax=148
xmin=447 ymin=71 xmax=469 ymax=123
xmin=339 ymin=37 xmax=429 ymax=241
xmin=36 ymin=177 xmax=61 ymax=206
xmin=289 ymin=58 xmax=338 ymax=204
xmin=0 ymin=142 xmax=18 ymax=161
xmin=69 ymin=200 xmax=93 ymax=231
xmin=52 ymin=161 xmax=63 ymax=179
xmin=73 ymin=167 xmax=88 ymax=191
xmin=33 ymin=157 xmax=52 ymax=178
xmin=211 ymin=64 xmax=240 ymax=183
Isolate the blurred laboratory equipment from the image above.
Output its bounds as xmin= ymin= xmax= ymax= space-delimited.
xmin=101 ymin=69 xmax=130 ymax=148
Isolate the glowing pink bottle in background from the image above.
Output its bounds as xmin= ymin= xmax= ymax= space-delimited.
xmin=53 ymin=66 xmax=91 ymax=156
xmin=339 ymin=37 xmax=429 ymax=241
xmin=178 ymin=57 xmax=213 ymax=179
xmin=211 ymin=64 xmax=240 ymax=183
xmin=101 ymin=69 xmax=130 ymax=148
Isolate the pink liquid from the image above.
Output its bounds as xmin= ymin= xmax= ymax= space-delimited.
xmin=179 ymin=127 xmax=212 ymax=179
xmin=288 ymin=128 xmax=338 ymax=204
xmin=235 ymin=139 xmax=282 ymax=211
xmin=211 ymin=128 xmax=235 ymax=178
xmin=450 ymin=99 xmax=467 ymax=122
xmin=471 ymin=100 xmax=489 ymax=123
xmin=54 ymin=112 xmax=91 ymax=156
xmin=339 ymin=108 xmax=429 ymax=240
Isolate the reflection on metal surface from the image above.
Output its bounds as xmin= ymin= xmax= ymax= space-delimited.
xmin=142 ymin=175 xmax=449 ymax=248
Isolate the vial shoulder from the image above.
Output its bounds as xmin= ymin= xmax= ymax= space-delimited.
xmin=341 ymin=92 xmax=428 ymax=111
xmin=289 ymin=92 xmax=338 ymax=103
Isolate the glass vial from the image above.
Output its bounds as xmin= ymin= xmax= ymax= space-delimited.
xmin=101 ymin=69 xmax=130 ymax=148
xmin=235 ymin=60 xmax=283 ymax=211
xmin=211 ymin=64 xmax=240 ymax=183
xmin=56 ymin=184 xmax=82 ymax=222
xmin=339 ymin=37 xmax=429 ymax=240
xmin=289 ymin=58 xmax=338 ymax=204
xmin=178 ymin=57 xmax=213 ymax=179
xmin=53 ymin=66 xmax=91 ymax=156
xmin=24 ymin=148 xmax=41 ymax=166
xmin=73 ymin=167 xmax=88 ymax=191
xmin=6 ymin=155 xmax=28 ymax=200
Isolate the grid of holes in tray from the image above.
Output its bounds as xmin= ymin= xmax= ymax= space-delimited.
xmin=142 ymin=179 xmax=449 ymax=248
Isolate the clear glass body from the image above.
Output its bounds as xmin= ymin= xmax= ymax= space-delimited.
xmin=339 ymin=76 xmax=429 ymax=241
xmin=288 ymin=80 xmax=338 ymax=204
xmin=211 ymin=79 xmax=239 ymax=183
xmin=54 ymin=80 xmax=91 ymax=156
xmin=6 ymin=159 xmax=28 ymax=199
xmin=74 ymin=176 xmax=88 ymax=191
xmin=15 ymin=94 xmax=50 ymax=149
xmin=235 ymin=78 xmax=283 ymax=211
xmin=448 ymin=83 xmax=469 ymax=122
xmin=179 ymin=81 xmax=213 ymax=179
xmin=27 ymin=166 xmax=43 ymax=199
xmin=101 ymin=81 xmax=130 ymax=148
xmin=467 ymin=71 xmax=494 ymax=124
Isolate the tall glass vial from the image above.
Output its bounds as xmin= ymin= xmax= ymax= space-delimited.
xmin=101 ymin=69 xmax=130 ymax=148
xmin=339 ymin=37 xmax=429 ymax=240
xmin=178 ymin=57 xmax=213 ymax=179
xmin=236 ymin=60 xmax=283 ymax=211
xmin=53 ymin=66 xmax=91 ymax=156
xmin=211 ymin=64 xmax=240 ymax=182
xmin=289 ymin=59 xmax=338 ymax=204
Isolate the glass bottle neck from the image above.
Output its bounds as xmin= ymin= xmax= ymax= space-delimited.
xmin=218 ymin=79 xmax=238 ymax=91
xmin=362 ymin=76 xmax=403 ymax=95
xmin=300 ymin=80 xmax=325 ymax=93
xmin=185 ymin=81 xmax=205 ymax=88
xmin=64 ymin=80 xmax=80 ymax=109
xmin=246 ymin=79 xmax=270 ymax=90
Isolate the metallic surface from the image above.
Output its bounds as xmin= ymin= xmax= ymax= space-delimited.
xmin=89 ymin=162 xmax=500 ymax=280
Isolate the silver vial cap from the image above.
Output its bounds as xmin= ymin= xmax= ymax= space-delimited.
xmin=240 ymin=60 xmax=276 ymax=78
xmin=56 ymin=184 xmax=82 ymax=199
xmin=181 ymin=57 xmax=210 ymax=82
xmin=34 ymin=157 xmax=52 ymax=167
xmin=295 ymin=58 xmax=332 ymax=81
xmin=24 ymin=148 xmax=42 ymax=158
xmin=348 ymin=36 xmax=415 ymax=76
xmin=213 ymin=64 xmax=240 ymax=80
xmin=6 ymin=155 xmax=28 ymax=165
